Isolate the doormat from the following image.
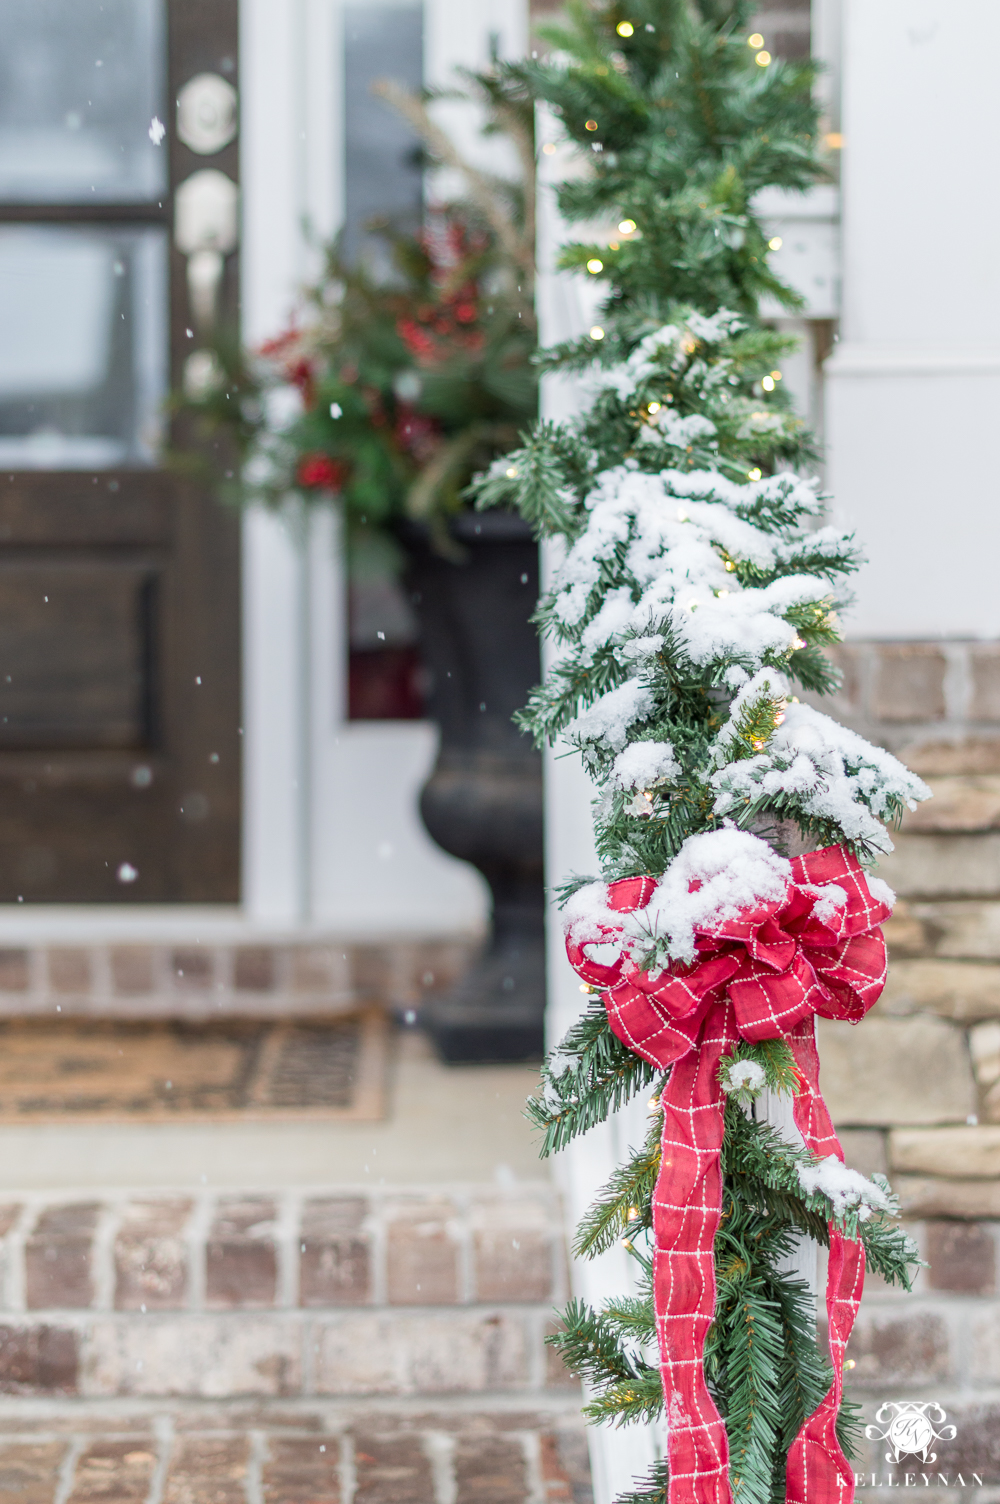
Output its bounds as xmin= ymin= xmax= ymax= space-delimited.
xmin=0 ymin=1010 xmax=387 ymax=1122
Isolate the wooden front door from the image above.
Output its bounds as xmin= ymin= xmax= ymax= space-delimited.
xmin=0 ymin=0 xmax=240 ymax=902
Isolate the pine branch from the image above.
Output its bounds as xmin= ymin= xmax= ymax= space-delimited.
xmin=584 ymin=1371 xmax=668 ymax=1428
xmin=718 ymin=1038 xmax=801 ymax=1105
xmin=574 ymin=1113 xmax=663 ymax=1257
xmin=602 ymin=1293 xmax=659 ymax=1348
xmin=770 ymin=1270 xmax=840 ymax=1497
xmin=514 ymin=650 xmax=635 ymax=748
xmin=787 ymin=644 xmax=842 ymax=696
xmin=709 ymin=1182 xmax=842 ymax=1504
xmin=722 ymin=1104 xmax=920 ymax=1290
xmin=836 ymin=1393 xmax=866 ymax=1465
xmin=546 ymin=1297 xmax=638 ymax=1385
xmin=552 ymin=871 xmax=602 ymax=905
xmin=470 ymin=421 xmax=583 ymax=534
xmin=615 ymin=1458 xmax=670 ymax=1504
xmin=714 ymin=783 xmax=897 ymax=866
xmin=546 ymin=1296 xmax=663 ymax=1425
xmin=526 ymin=998 xmax=660 ymax=1155
xmin=718 ymin=1274 xmax=785 ymax=1504
xmin=855 ymin=1211 xmax=922 ymax=1290
xmin=594 ymin=792 xmax=715 ymax=878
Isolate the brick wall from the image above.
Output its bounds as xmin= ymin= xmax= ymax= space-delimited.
xmin=0 ymin=1407 xmax=591 ymax=1504
xmin=0 ymin=938 xmax=477 ymax=1019
xmin=0 ymin=1186 xmax=572 ymax=1403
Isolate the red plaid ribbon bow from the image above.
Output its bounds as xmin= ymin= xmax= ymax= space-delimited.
xmin=565 ymin=843 xmax=892 ymax=1504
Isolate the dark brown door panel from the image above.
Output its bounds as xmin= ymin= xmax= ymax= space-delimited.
xmin=0 ymin=770 xmax=174 ymax=900
xmin=0 ymin=472 xmax=172 ymax=547
xmin=0 ymin=485 xmax=239 ymax=902
xmin=0 ymin=557 xmax=158 ymax=749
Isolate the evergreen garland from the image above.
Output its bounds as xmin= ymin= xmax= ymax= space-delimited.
xmin=473 ymin=3 xmax=927 ymax=1500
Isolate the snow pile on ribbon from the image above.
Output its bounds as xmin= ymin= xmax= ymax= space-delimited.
xmin=564 ymin=831 xmax=893 ymax=1504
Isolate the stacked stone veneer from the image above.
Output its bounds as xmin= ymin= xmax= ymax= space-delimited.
xmin=0 ymin=1187 xmax=573 ymax=1404
xmin=809 ymin=642 xmax=1000 ymax=1478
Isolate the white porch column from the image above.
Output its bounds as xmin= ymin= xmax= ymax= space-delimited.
xmin=240 ymin=0 xmax=313 ymax=923
xmin=536 ymin=122 xmax=664 ymax=1504
xmin=825 ymin=0 xmax=1000 ymax=638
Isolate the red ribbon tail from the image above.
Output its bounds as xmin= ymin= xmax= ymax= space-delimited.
xmin=785 ymin=1019 xmax=863 ymax=1504
xmin=654 ymin=1002 xmax=736 ymax=1504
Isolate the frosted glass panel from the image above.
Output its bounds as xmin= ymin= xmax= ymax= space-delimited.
xmin=0 ymin=0 xmax=166 ymax=202
xmin=0 ymin=226 xmax=168 ymax=467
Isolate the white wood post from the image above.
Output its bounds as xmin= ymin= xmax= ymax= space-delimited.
xmin=239 ymin=0 xmax=313 ymax=924
xmin=536 ymin=116 xmax=666 ymax=1504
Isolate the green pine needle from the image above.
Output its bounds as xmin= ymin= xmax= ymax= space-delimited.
xmin=718 ymin=1039 xmax=800 ymax=1106
xmin=615 ymin=1458 xmax=670 ymax=1504
xmin=722 ymin=1104 xmax=920 ymax=1289
xmin=573 ymin=1111 xmax=663 ymax=1257
xmin=525 ymin=999 xmax=659 ymax=1156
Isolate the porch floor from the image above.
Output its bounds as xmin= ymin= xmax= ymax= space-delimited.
xmin=0 ymin=1029 xmax=544 ymax=1190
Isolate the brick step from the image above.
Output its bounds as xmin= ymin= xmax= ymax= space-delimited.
xmin=0 ymin=1400 xmax=592 ymax=1503
xmin=0 ymin=937 xmax=477 ymax=1018
xmin=0 ymin=1188 xmax=573 ymax=1402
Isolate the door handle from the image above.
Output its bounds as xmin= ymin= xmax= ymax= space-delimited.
xmin=174 ymin=169 xmax=238 ymax=330
xmin=177 ymin=73 xmax=238 ymax=156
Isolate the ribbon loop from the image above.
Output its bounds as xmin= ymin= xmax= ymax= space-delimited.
xmin=565 ymin=843 xmax=891 ymax=1504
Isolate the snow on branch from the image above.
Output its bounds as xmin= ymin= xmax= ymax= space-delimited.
xmin=711 ymin=701 xmax=931 ymax=854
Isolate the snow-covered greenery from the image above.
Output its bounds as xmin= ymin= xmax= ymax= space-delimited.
xmin=478 ymin=2 xmax=927 ymax=1500
xmin=478 ymin=308 xmax=928 ymax=883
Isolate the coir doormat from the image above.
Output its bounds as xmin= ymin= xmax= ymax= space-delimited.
xmin=0 ymin=1010 xmax=387 ymax=1122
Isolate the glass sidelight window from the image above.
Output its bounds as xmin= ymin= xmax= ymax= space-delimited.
xmin=342 ymin=0 xmax=427 ymax=719
xmin=0 ymin=0 xmax=169 ymax=469
xmin=342 ymin=2 xmax=423 ymax=267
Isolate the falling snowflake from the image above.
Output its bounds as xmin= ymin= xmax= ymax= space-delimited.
xmin=148 ymin=117 xmax=165 ymax=145
xmin=117 ymin=862 xmax=139 ymax=883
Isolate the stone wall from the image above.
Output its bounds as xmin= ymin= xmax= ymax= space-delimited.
xmin=815 ymin=640 xmax=1000 ymax=1483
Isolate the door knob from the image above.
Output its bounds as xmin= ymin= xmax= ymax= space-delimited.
xmin=174 ymin=169 xmax=238 ymax=329
xmin=177 ymin=73 xmax=238 ymax=155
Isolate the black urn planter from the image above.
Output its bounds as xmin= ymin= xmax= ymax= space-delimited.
xmin=403 ymin=512 xmax=545 ymax=1063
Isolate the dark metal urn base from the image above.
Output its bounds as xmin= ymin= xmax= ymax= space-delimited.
xmin=402 ymin=514 xmax=545 ymax=1064
xmin=422 ymin=916 xmax=545 ymax=1063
